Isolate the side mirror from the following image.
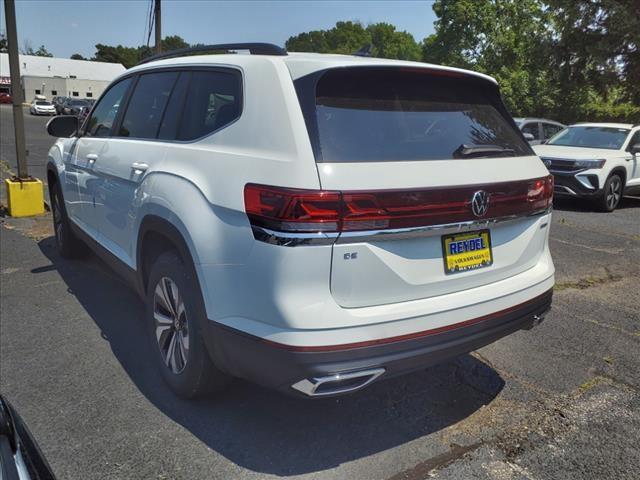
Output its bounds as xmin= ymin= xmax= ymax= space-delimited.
xmin=46 ymin=115 xmax=79 ymax=137
xmin=523 ymin=132 xmax=535 ymax=141
xmin=630 ymin=143 xmax=640 ymax=155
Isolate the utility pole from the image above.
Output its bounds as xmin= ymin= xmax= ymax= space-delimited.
xmin=154 ymin=0 xmax=162 ymax=54
xmin=4 ymin=0 xmax=29 ymax=179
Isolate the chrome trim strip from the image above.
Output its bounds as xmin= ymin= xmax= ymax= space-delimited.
xmin=251 ymin=226 xmax=338 ymax=246
xmin=554 ymin=185 xmax=577 ymax=196
xmin=252 ymin=208 xmax=552 ymax=246
xmin=336 ymin=209 xmax=551 ymax=244
xmin=291 ymin=368 xmax=386 ymax=397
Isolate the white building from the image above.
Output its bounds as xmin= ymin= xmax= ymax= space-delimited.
xmin=0 ymin=53 xmax=125 ymax=101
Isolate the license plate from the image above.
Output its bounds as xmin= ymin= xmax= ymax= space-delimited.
xmin=442 ymin=230 xmax=493 ymax=275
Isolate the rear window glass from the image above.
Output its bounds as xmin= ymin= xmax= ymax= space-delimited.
xmin=311 ymin=68 xmax=531 ymax=162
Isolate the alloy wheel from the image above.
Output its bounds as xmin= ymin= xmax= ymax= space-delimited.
xmin=606 ymin=176 xmax=622 ymax=210
xmin=153 ymin=276 xmax=189 ymax=374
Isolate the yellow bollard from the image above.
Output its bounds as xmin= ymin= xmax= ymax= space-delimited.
xmin=4 ymin=177 xmax=46 ymax=217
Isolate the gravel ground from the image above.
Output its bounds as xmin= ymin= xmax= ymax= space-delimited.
xmin=1 ymin=104 xmax=639 ymax=479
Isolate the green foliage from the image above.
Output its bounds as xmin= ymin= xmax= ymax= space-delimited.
xmin=21 ymin=43 xmax=54 ymax=57
xmin=286 ymin=21 xmax=422 ymax=60
xmin=161 ymin=35 xmax=189 ymax=52
xmin=92 ymin=35 xmax=190 ymax=68
xmin=0 ymin=33 xmax=7 ymax=53
xmin=70 ymin=53 xmax=86 ymax=60
xmin=423 ymin=0 xmax=639 ymax=123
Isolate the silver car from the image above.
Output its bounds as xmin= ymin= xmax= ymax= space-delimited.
xmin=515 ymin=117 xmax=566 ymax=145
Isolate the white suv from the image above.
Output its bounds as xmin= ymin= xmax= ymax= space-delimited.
xmin=45 ymin=43 xmax=555 ymax=398
xmin=534 ymin=123 xmax=640 ymax=211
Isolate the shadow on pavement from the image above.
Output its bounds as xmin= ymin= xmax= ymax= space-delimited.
xmin=553 ymin=195 xmax=640 ymax=212
xmin=36 ymin=236 xmax=504 ymax=476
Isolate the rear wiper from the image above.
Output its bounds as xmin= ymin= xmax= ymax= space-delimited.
xmin=453 ymin=144 xmax=515 ymax=158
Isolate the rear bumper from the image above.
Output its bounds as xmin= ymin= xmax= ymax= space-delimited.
xmin=205 ymin=288 xmax=553 ymax=397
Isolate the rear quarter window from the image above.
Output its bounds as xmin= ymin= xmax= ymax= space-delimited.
xmin=298 ymin=67 xmax=532 ymax=163
xmin=176 ymin=70 xmax=242 ymax=141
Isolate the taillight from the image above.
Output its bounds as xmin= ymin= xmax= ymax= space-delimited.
xmin=527 ymin=175 xmax=554 ymax=211
xmin=244 ymin=184 xmax=342 ymax=232
xmin=244 ymin=175 xmax=553 ymax=235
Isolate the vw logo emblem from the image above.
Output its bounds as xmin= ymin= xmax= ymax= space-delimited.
xmin=471 ymin=190 xmax=490 ymax=217
xmin=544 ymin=159 xmax=552 ymax=168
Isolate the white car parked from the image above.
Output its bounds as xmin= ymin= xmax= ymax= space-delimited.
xmin=534 ymin=123 xmax=640 ymax=211
xmin=45 ymin=43 xmax=555 ymax=398
xmin=29 ymin=99 xmax=56 ymax=116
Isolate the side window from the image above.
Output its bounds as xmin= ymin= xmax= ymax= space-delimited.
xmin=157 ymin=72 xmax=191 ymax=140
xmin=521 ymin=122 xmax=541 ymax=140
xmin=543 ymin=123 xmax=563 ymax=140
xmin=85 ymin=78 xmax=132 ymax=138
xmin=627 ymin=131 xmax=640 ymax=151
xmin=177 ymin=70 xmax=241 ymax=141
xmin=118 ymin=71 xmax=178 ymax=139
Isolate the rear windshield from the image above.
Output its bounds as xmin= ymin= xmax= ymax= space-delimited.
xmin=547 ymin=126 xmax=630 ymax=150
xmin=35 ymin=101 xmax=51 ymax=106
xmin=309 ymin=68 xmax=531 ymax=162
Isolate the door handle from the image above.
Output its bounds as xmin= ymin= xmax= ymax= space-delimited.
xmin=131 ymin=162 xmax=149 ymax=174
xmin=86 ymin=154 xmax=98 ymax=164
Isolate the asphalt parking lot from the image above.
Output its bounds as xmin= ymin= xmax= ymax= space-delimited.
xmin=1 ymin=105 xmax=639 ymax=479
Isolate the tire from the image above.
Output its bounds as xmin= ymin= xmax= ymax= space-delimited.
xmin=146 ymin=251 xmax=231 ymax=398
xmin=596 ymin=173 xmax=623 ymax=212
xmin=50 ymin=182 xmax=85 ymax=258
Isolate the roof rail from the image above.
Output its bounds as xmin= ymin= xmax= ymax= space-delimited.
xmin=136 ymin=43 xmax=287 ymax=66
xmin=353 ymin=44 xmax=373 ymax=57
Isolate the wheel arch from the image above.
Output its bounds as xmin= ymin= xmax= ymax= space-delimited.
xmin=609 ymin=166 xmax=627 ymax=187
xmin=46 ymin=161 xmax=59 ymax=190
xmin=136 ymin=213 xmax=201 ymax=298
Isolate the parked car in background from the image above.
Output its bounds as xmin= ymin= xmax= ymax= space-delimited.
xmin=534 ymin=123 xmax=640 ymax=211
xmin=515 ymin=118 xmax=566 ymax=145
xmin=29 ymin=99 xmax=56 ymax=116
xmin=45 ymin=43 xmax=554 ymax=399
xmin=0 ymin=92 xmax=12 ymax=104
xmin=52 ymin=96 xmax=68 ymax=115
xmin=61 ymin=98 xmax=91 ymax=117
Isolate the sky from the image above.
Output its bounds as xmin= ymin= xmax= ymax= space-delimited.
xmin=1 ymin=1 xmax=437 ymax=59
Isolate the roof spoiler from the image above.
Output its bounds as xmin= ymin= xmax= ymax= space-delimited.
xmin=136 ymin=43 xmax=287 ymax=66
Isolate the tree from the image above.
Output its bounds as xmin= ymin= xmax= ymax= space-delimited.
xmin=162 ymin=35 xmax=189 ymax=51
xmin=92 ymin=44 xmax=140 ymax=68
xmin=20 ymin=40 xmax=54 ymax=57
xmin=70 ymin=53 xmax=86 ymax=60
xmin=286 ymin=21 xmax=422 ymax=61
xmin=368 ymin=23 xmax=422 ymax=61
xmin=91 ymin=35 xmax=191 ymax=68
xmin=422 ymin=0 xmax=555 ymax=117
xmin=422 ymin=0 xmax=639 ymax=122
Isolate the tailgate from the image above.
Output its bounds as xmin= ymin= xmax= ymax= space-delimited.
xmin=299 ymin=66 xmax=552 ymax=308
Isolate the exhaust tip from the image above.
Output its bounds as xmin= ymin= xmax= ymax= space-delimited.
xmin=291 ymin=368 xmax=385 ymax=397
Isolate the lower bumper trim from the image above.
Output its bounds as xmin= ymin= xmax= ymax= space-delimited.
xmin=203 ymin=289 xmax=553 ymax=396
